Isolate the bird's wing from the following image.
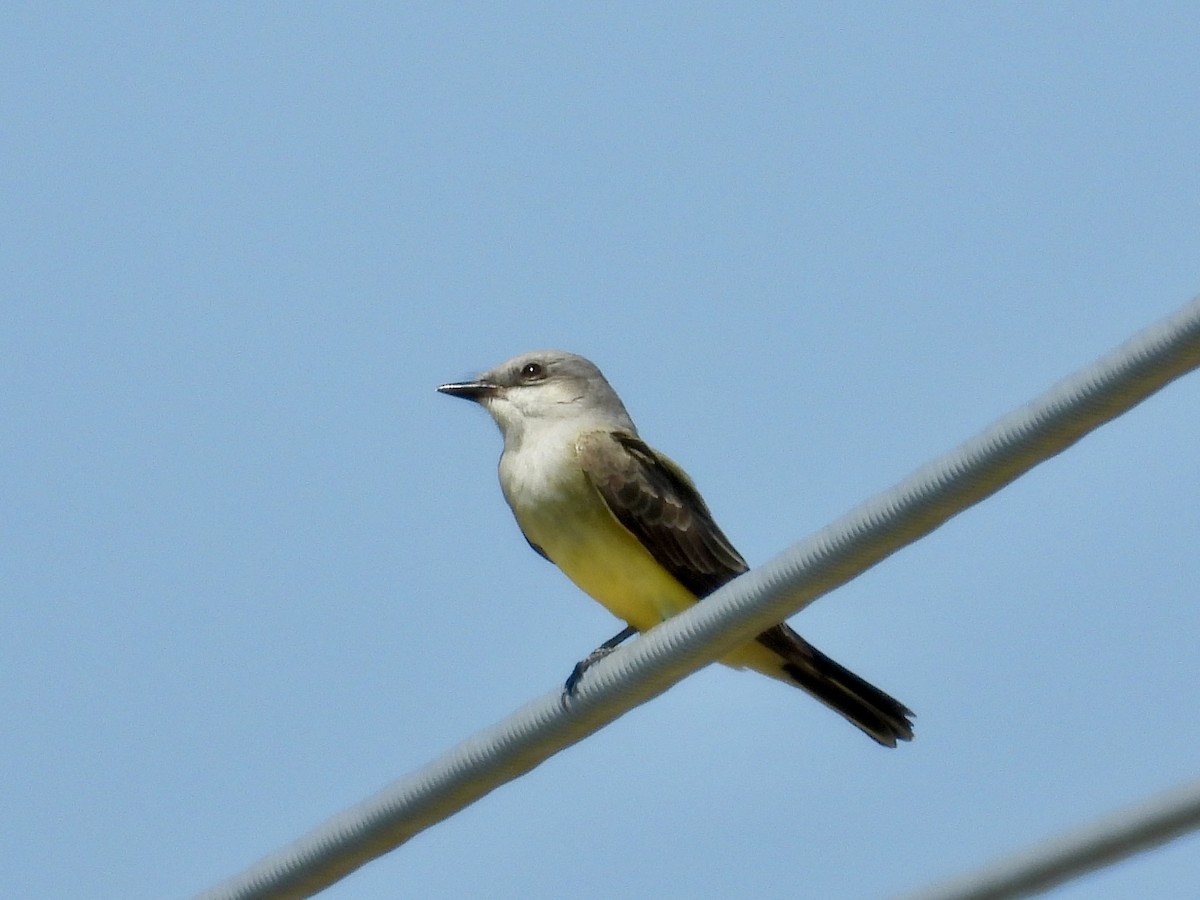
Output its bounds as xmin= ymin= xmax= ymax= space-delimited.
xmin=576 ymin=430 xmax=748 ymax=597
xmin=578 ymin=431 xmax=915 ymax=747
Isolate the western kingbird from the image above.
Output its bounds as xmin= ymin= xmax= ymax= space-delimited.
xmin=439 ymin=350 xmax=913 ymax=747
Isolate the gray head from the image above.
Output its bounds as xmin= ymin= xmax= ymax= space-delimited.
xmin=438 ymin=350 xmax=637 ymax=444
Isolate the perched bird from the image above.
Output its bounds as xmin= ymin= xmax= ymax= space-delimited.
xmin=439 ymin=350 xmax=913 ymax=746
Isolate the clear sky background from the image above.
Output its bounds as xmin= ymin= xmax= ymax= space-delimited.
xmin=4 ymin=5 xmax=1199 ymax=899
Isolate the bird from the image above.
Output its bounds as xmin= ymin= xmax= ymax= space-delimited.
xmin=438 ymin=350 xmax=913 ymax=746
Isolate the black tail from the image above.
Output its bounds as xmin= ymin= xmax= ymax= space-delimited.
xmin=756 ymin=624 xmax=914 ymax=747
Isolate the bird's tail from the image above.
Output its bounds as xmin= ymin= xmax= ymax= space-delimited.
xmin=751 ymin=624 xmax=914 ymax=747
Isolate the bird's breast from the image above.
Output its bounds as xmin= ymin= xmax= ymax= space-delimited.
xmin=499 ymin=436 xmax=696 ymax=630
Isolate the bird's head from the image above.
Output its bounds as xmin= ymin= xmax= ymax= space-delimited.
xmin=438 ymin=350 xmax=635 ymax=444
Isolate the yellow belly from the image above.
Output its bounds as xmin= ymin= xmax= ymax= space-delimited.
xmin=542 ymin=513 xmax=787 ymax=678
xmin=506 ymin=444 xmax=786 ymax=680
xmin=520 ymin=490 xmax=697 ymax=632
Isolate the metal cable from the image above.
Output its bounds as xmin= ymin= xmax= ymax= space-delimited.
xmin=900 ymin=779 xmax=1200 ymax=900
xmin=198 ymin=296 xmax=1200 ymax=899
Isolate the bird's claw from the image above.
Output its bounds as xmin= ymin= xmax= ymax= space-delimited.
xmin=561 ymin=645 xmax=619 ymax=702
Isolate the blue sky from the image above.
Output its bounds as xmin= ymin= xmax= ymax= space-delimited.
xmin=4 ymin=4 xmax=1200 ymax=898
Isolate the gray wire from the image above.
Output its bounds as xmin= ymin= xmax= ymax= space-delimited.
xmin=899 ymin=779 xmax=1200 ymax=900
xmin=197 ymin=297 xmax=1200 ymax=900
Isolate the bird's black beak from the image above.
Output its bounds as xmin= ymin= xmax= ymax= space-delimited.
xmin=437 ymin=380 xmax=497 ymax=402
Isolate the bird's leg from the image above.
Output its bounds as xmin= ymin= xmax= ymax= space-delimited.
xmin=562 ymin=625 xmax=639 ymax=699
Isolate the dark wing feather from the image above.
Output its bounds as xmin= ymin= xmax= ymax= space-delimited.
xmin=577 ymin=431 xmax=914 ymax=746
xmin=576 ymin=431 xmax=747 ymax=597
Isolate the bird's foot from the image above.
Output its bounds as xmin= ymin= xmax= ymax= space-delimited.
xmin=562 ymin=645 xmax=620 ymax=701
xmin=559 ymin=625 xmax=638 ymax=707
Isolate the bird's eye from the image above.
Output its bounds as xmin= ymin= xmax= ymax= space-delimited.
xmin=520 ymin=362 xmax=545 ymax=381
